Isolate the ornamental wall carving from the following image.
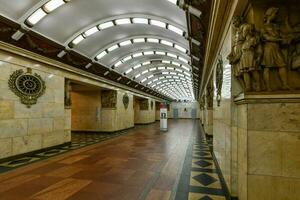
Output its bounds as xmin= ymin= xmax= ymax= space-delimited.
xmin=101 ymin=90 xmax=117 ymax=108
xmin=8 ymin=68 xmax=46 ymax=108
xmin=228 ymin=5 xmax=300 ymax=93
xmin=139 ymin=99 xmax=149 ymax=110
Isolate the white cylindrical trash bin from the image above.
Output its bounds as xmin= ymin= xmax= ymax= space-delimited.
xmin=160 ymin=103 xmax=168 ymax=131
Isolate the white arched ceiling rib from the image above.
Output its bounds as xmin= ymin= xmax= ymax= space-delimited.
xmin=65 ymin=14 xmax=187 ymax=47
xmin=122 ymin=61 xmax=191 ymax=77
xmin=141 ymin=73 xmax=192 ymax=86
xmin=111 ymin=50 xmax=190 ymax=69
xmin=131 ymin=66 xmax=191 ymax=83
xmin=93 ymin=35 xmax=188 ymax=61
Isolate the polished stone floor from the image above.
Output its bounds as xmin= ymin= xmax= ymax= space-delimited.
xmin=0 ymin=120 xmax=228 ymax=200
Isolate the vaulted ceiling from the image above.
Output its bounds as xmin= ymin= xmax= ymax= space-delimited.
xmin=0 ymin=0 xmax=211 ymax=101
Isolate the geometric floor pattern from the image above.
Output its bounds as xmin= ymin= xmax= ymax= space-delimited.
xmin=175 ymin=125 xmax=228 ymax=200
xmin=0 ymin=130 xmax=130 ymax=173
xmin=188 ymin=131 xmax=227 ymax=200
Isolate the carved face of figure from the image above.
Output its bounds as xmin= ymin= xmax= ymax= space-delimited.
xmin=232 ymin=16 xmax=242 ymax=29
xmin=242 ymin=24 xmax=253 ymax=38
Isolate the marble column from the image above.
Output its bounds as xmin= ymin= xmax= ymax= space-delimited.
xmin=235 ymin=94 xmax=300 ymax=200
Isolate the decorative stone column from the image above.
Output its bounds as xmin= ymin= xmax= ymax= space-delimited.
xmin=227 ymin=2 xmax=300 ymax=199
xmin=204 ymin=77 xmax=214 ymax=136
xmin=234 ymin=94 xmax=300 ymax=200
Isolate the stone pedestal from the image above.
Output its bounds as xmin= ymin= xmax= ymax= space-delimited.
xmin=235 ymin=94 xmax=300 ymax=200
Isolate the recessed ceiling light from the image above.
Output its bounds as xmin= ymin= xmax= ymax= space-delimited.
xmin=84 ymin=27 xmax=99 ymax=37
xmin=135 ymin=74 xmax=141 ymax=78
xmin=114 ymin=61 xmax=123 ymax=67
xmin=107 ymin=44 xmax=119 ymax=52
xmin=162 ymin=60 xmax=171 ymax=64
xmin=96 ymin=51 xmax=107 ymax=60
xmin=133 ymin=64 xmax=142 ymax=69
xmin=147 ymin=38 xmax=159 ymax=43
xmin=125 ymin=68 xmax=133 ymax=74
xmin=161 ymin=40 xmax=173 ymax=46
xmin=167 ymin=24 xmax=184 ymax=35
xmin=72 ymin=35 xmax=85 ymax=45
xmin=142 ymin=61 xmax=151 ymax=65
xmin=115 ymin=18 xmax=131 ymax=25
xmin=144 ymin=51 xmax=154 ymax=55
xmin=182 ymin=65 xmax=190 ymax=71
xmin=132 ymin=18 xmax=148 ymax=24
xmin=133 ymin=53 xmax=143 ymax=58
xmin=179 ymin=57 xmax=189 ymax=63
xmin=142 ymin=70 xmax=148 ymax=74
xmin=98 ymin=21 xmax=114 ymax=30
xmin=119 ymin=40 xmax=132 ymax=46
xmin=123 ymin=56 xmax=132 ymax=62
xmin=26 ymin=8 xmax=47 ymax=26
xmin=133 ymin=38 xmax=145 ymax=43
xmin=43 ymin=0 xmax=65 ymax=12
xmin=150 ymin=20 xmax=166 ymax=28
xmin=167 ymin=53 xmax=177 ymax=58
xmin=172 ymin=62 xmax=180 ymax=66
xmin=175 ymin=45 xmax=187 ymax=53
xmin=155 ymin=51 xmax=165 ymax=55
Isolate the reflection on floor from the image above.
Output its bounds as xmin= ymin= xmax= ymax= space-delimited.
xmin=0 ymin=130 xmax=130 ymax=173
xmin=0 ymin=120 xmax=228 ymax=200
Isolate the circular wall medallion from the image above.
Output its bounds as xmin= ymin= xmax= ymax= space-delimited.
xmin=8 ymin=69 xmax=46 ymax=108
xmin=123 ymin=94 xmax=129 ymax=109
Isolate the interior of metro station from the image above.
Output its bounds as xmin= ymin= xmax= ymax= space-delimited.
xmin=0 ymin=0 xmax=299 ymax=199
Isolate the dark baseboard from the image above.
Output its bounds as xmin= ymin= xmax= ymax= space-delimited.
xmin=0 ymin=142 xmax=71 ymax=163
xmin=231 ymin=196 xmax=239 ymax=200
xmin=134 ymin=121 xmax=156 ymax=125
xmin=72 ymin=126 xmax=135 ymax=134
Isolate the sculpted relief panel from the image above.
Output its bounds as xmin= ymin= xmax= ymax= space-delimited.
xmin=228 ymin=7 xmax=300 ymax=93
xmin=101 ymin=90 xmax=117 ymax=109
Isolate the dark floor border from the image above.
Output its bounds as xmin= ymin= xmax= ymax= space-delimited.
xmin=0 ymin=142 xmax=71 ymax=164
xmin=174 ymin=123 xmax=195 ymax=200
xmin=71 ymin=126 xmax=135 ymax=134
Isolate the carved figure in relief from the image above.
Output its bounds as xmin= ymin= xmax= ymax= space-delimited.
xmin=261 ymin=7 xmax=290 ymax=91
xmin=240 ymin=23 xmax=262 ymax=91
xmin=227 ymin=16 xmax=245 ymax=87
xmin=285 ymin=17 xmax=300 ymax=72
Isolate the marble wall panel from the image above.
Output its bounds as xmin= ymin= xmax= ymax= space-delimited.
xmin=248 ymin=130 xmax=282 ymax=176
xmin=248 ymin=103 xmax=300 ymax=132
xmin=0 ymin=138 xmax=12 ymax=159
xmin=12 ymin=135 xmax=42 ymax=155
xmin=28 ymin=118 xmax=53 ymax=135
xmin=248 ymin=175 xmax=300 ymax=200
xmin=0 ymin=100 xmax=14 ymax=120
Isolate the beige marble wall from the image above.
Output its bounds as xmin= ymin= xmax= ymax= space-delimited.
xmin=0 ymin=51 xmax=70 ymax=159
xmin=98 ymin=91 xmax=134 ymax=132
xmin=134 ymin=98 xmax=156 ymax=124
xmin=0 ymin=47 xmax=146 ymax=158
xmin=235 ymin=97 xmax=300 ymax=200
